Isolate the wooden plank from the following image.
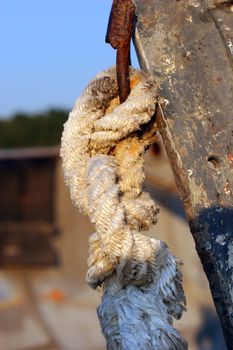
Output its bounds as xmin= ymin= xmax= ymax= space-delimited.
xmin=133 ymin=0 xmax=233 ymax=348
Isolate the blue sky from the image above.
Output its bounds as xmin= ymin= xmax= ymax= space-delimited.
xmin=0 ymin=1 xmax=138 ymax=118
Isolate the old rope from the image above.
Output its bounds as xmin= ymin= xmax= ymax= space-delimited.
xmin=61 ymin=67 xmax=187 ymax=349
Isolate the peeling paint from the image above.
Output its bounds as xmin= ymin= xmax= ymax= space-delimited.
xmin=227 ymin=39 xmax=233 ymax=55
xmin=216 ymin=234 xmax=226 ymax=245
xmin=189 ymin=0 xmax=201 ymax=8
xmin=163 ymin=99 xmax=170 ymax=106
xmin=187 ymin=169 xmax=194 ymax=179
xmin=186 ymin=16 xmax=193 ymax=23
xmin=164 ymin=58 xmax=176 ymax=75
xmin=189 ymin=178 xmax=209 ymax=207
xmin=228 ymin=243 xmax=233 ymax=270
xmin=224 ymin=180 xmax=231 ymax=195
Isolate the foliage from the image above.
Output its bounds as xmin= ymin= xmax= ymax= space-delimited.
xmin=0 ymin=109 xmax=68 ymax=148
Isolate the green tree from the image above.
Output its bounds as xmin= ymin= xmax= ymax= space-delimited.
xmin=0 ymin=109 xmax=68 ymax=148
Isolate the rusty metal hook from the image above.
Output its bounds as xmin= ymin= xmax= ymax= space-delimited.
xmin=106 ymin=0 xmax=135 ymax=104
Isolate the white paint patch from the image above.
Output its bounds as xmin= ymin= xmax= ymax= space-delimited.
xmin=163 ymin=99 xmax=170 ymax=106
xmin=187 ymin=169 xmax=193 ymax=179
xmin=186 ymin=16 xmax=193 ymax=23
xmin=228 ymin=243 xmax=233 ymax=270
xmin=216 ymin=235 xmax=226 ymax=246
xmin=164 ymin=58 xmax=176 ymax=74
xmin=189 ymin=0 xmax=200 ymax=7
xmin=224 ymin=180 xmax=231 ymax=195
xmin=216 ymin=207 xmax=223 ymax=213
xmin=227 ymin=39 xmax=233 ymax=55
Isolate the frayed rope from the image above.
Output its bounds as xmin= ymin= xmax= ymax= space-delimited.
xmin=61 ymin=67 xmax=187 ymax=349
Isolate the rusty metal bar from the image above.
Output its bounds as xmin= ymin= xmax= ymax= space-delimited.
xmin=106 ymin=0 xmax=135 ymax=103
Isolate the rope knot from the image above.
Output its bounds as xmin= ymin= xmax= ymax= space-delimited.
xmin=61 ymin=67 xmax=187 ymax=349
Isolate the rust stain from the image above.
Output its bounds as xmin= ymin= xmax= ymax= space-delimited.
xmin=224 ymin=180 xmax=231 ymax=195
xmin=105 ymin=70 xmax=144 ymax=115
xmin=227 ymin=153 xmax=233 ymax=163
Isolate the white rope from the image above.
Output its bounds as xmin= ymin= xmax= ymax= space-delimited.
xmin=61 ymin=67 xmax=187 ymax=349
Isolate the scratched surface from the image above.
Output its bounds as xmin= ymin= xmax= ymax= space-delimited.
xmin=133 ymin=0 xmax=233 ymax=348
